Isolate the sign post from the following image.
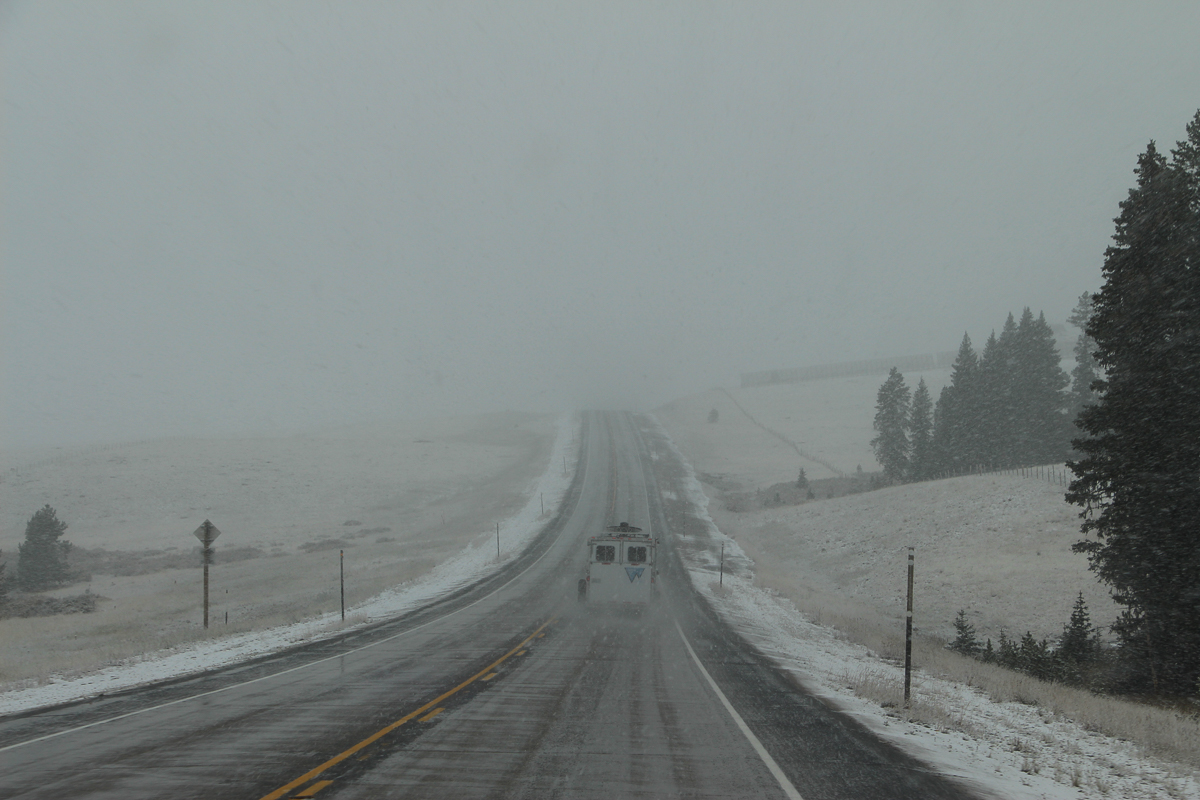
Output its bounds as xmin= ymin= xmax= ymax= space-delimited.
xmin=193 ymin=520 xmax=221 ymax=629
xmin=904 ymin=546 xmax=914 ymax=707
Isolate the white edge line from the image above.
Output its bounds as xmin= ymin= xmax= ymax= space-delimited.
xmin=674 ymin=619 xmax=805 ymax=800
xmin=0 ymin=426 xmax=592 ymax=755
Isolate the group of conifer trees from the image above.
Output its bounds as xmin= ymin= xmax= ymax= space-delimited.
xmin=949 ymin=594 xmax=1103 ymax=687
xmin=871 ymin=307 xmax=1082 ymax=484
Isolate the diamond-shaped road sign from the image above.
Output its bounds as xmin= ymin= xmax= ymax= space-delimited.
xmin=193 ymin=520 xmax=221 ymax=545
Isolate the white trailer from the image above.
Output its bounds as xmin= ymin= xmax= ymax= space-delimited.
xmin=580 ymin=522 xmax=658 ymax=604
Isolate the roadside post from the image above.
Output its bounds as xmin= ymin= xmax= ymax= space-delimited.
xmin=193 ymin=520 xmax=221 ymax=629
xmin=340 ymin=549 xmax=345 ymax=621
xmin=904 ymin=546 xmax=914 ymax=707
xmin=720 ymin=542 xmax=725 ymax=586
xmin=496 ymin=522 xmax=500 ymax=558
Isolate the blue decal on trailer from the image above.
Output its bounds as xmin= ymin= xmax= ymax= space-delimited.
xmin=625 ymin=567 xmax=645 ymax=583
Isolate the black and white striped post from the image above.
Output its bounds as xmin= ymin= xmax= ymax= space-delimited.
xmin=904 ymin=546 xmax=914 ymax=707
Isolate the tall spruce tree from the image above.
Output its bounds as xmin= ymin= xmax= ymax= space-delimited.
xmin=1067 ymin=122 xmax=1200 ymax=694
xmin=17 ymin=505 xmax=72 ymax=591
xmin=871 ymin=367 xmax=911 ymax=483
xmin=995 ymin=314 xmax=1022 ymax=465
xmin=932 ymin=334 xmax=980 ymax=472
xmin=1012 ymin=309 xmax=1071 ymax=464
xmin=976 ymin=328 xmax=1012 ymax=467
xmin=908 ymin=378 xmax=934 ymax=481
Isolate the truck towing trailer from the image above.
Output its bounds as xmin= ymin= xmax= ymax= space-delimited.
xmin=579 ymin=522 xmax=658 ymax=604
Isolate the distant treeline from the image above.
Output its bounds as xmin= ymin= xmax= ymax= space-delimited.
xmin=871 ymin=303 xmax=1097 ymax=484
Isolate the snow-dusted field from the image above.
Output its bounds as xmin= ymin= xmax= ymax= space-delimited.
xmin=656 ymin=369 xmax=952 ymax=481
xmin=652 ymin=375 xmax=1200 ymax=798
xmin=0 ymin=411 xmax=577 ymax=701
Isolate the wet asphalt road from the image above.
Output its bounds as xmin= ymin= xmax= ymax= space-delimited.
xmin=0 ymin=412 xmax=980 ymax=800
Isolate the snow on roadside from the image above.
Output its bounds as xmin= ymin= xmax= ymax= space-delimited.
xmin=655 ymin=418 xmax=1199 ymax=800
xmin=0 ymin=413 xmax=580 ymax=717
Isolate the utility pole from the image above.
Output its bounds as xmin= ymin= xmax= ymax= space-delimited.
xmin=192 ymin=520 xmax=221 ymax=629
xmin=904 ymin=546 xmax=914 ymax=707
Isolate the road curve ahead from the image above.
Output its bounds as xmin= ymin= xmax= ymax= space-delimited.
xmin=0 ymin=412 xmax=979 ymax=800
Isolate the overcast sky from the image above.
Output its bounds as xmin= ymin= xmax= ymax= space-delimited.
xmin=4 ymin=2 xmax=1199 ymax=449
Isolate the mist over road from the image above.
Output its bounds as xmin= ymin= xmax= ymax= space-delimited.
xmin=0 ymin=412 xmax=975 ymax=800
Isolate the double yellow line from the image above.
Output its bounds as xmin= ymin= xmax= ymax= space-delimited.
xmin=259 ymin=615 xmax=557 ymax=800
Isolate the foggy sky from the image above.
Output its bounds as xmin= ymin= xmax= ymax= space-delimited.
xmin=4 ymin=2 xmax=1200 ymax=449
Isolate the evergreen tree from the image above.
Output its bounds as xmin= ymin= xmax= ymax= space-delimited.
xmin=17 ymin=505 xmax=72 ymax=591
xmin=949 ymin=609 xmax=981 ymax=656
xmin=981 ymin=638 xmax=995 ymax=663
xmin=997 ymin=629 xmax=1017 ymax=668
xmin=1059 ymin=592 xmax=1100 ymax=682
xmin=796 ymin=468 xmax=808 ymax=490
xmin=0 ymin=552 xmax=7 ymax=607
xmin=1067 ymin=123 xmax=1200 ymax=695
xmin=1067 ymin=292 xmax=1101 ymax=421
xmin=1017 ymin=631 xmax=1056 ymax=682
xmin=908 ymin=378 xmax=934 ymax=481
xmin=1012 ymin=309 xmax=1071 ymax=464
xmin=932 ymin=334 xmax=980 ymax=472
xmin=976 ymin=327 xmax=1013 ymax=467
xmin=871 ymin=367 xmax=911 ymax=483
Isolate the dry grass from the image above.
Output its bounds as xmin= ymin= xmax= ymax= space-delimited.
xmin=778 ymin=582 xmax=1200 ymax=769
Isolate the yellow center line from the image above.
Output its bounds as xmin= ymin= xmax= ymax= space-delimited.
xmin=418 ymin=708 xmax=444 ymax=722
xmin=481 ymin=673 xmax=498 ymax=681
xmin=257 ymin=615 xmax=557 ymax=800
xmin=293 ymin=779 xmax=334 ymax=797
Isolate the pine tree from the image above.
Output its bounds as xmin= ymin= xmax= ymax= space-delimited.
xmin=976 ymin=327 xmax=1013 ymax=467
xmin=1012 ymin=309 xmax=1071 ymax=464
xmin=796 ymin=468 xmax=808 ymax=490
xmin=932 ymin=334 xmax=980 ymax=472
xmin=908 ymin=378 xmax=933 ymax=481
xmin=871 ymin=368 xmax=911 ymax=483
xmin=1017 ymin=631 xmax=1056 ymax=682
xmin=997 ymin=629 xmax=1017 ymax=668
xmin=1068 ymin=124 xmax=1200 ymax=694
xmin=0 ymin=552 xmax=8 ymax=607
xmin=17 ymin=505 xmax=73 ymax=591
xmin=949 ymin=609 xmax=981 ymax=656
xmin=1067 ymin=292 xmax=1101 ymax=421
xmin=981 ymin=638 xmax=995 ymax=663
xmin=1059 ymin=592 xmax=1100 ymax=682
